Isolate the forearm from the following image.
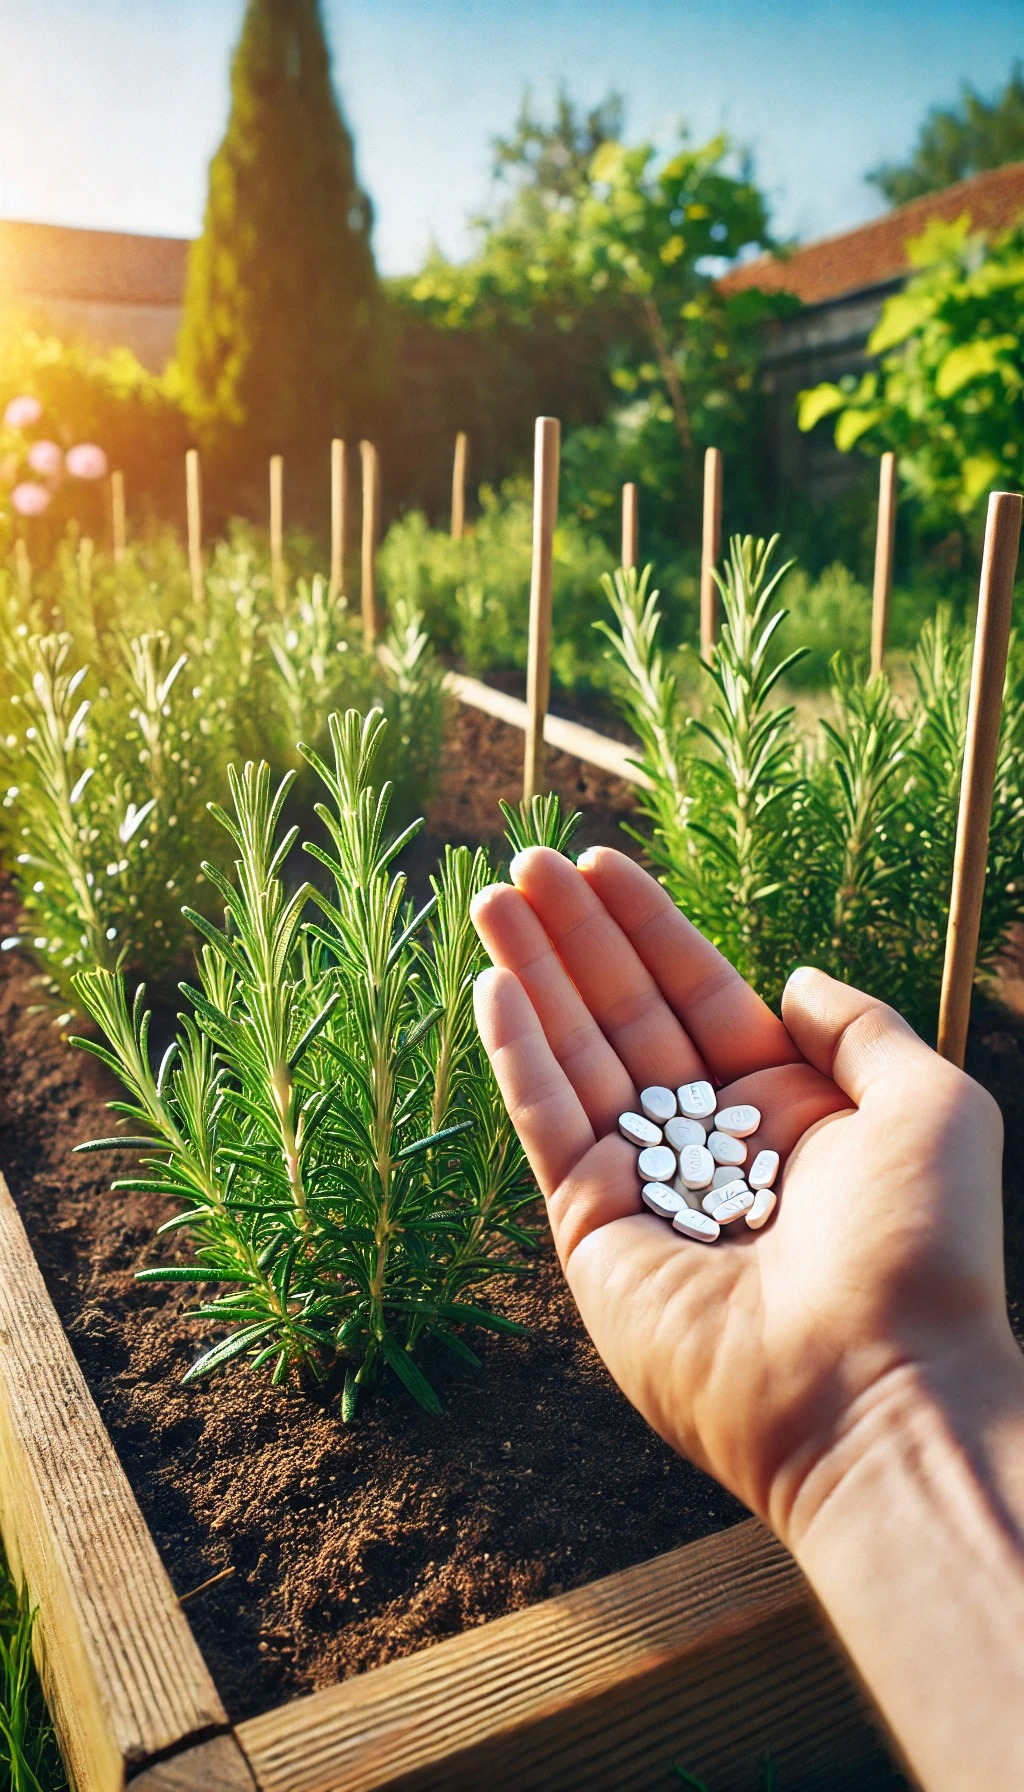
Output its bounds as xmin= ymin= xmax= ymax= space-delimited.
xmin=786 ymin=1328 xmax=1024 ymax=1792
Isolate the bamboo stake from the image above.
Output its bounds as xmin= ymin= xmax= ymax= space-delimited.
xmin=936 ymin=490 xmax=1023 ymax=1067
xmin=360 ymin=440 xmax=379 ymax=651
xmin=870 ymin=451 xmax=898 ymax=677
xmin=270 ymin=453 xmax=285 ymax=610
xmin=451 ymin=431 xmax=469 ymax=541
xmin=110 ymin=471 xmax=126 ymax=565
xmin=185 ymin=449 xmax=203 ymax=612
xmin=621 ymin=483 xmax=638 ymax=572
xmin=700 ymin=447 xmax=723 ymax=657
xmin=524 ymin=417 xmax=560 ymax=804
xmin=329 ymin=438 xmax=347 ymax=600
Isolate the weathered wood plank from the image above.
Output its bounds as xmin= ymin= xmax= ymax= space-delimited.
xmin=0 ymin=1174 xmax=229 ymax=1792
xmin=445 ymin=671 xmax=648 ymax=788
xmin=238 ymin=1518 xmax=893 ymax=1792
xmin=132 ymin=1734 xmax=257 ymax=1791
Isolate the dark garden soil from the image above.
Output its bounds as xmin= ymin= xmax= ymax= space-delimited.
xmin=0 ymin=698 xmax=1021 ymax=1738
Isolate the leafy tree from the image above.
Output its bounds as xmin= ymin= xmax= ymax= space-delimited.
xmin=178 ymin=0 xmax=379 ymax=486
xmin=797 ymin=218 xmax=1024 ymax=535
xmin=868 ymin=63 xmax=1024 ymax=205
xmin=402 ymin=98 xmax=787 ymax=555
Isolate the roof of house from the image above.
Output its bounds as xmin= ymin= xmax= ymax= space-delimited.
xmin=0 ymin=219 xmax=190 ymax=307
xmin=720 ymin=160 xmax=1024 ymax=307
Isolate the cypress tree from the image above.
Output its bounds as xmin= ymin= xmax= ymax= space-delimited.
xmin=179 ymin=0 xmax=379 ymax=487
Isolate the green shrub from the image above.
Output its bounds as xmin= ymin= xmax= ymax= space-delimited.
xmin=773 ymin=561 xmax=870 ymax=688
xmin=601 ymin=541 xmax=1024 ymax=1034
xmin=73 ymin=711 xmax=550 ymax=1418
xmin=0 ymin=526 xmax=444 ymax=1008
xmin=378 ymin=479 xmax=616 ymax=693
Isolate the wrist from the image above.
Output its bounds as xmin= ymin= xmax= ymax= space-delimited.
xmin=772 ymin=1319 xmax=1024 ymax=1559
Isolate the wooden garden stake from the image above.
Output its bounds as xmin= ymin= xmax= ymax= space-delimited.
xmin=451 ymin=431 xmax=469 ymax=540
xmin=937 ymin=490 xmax=1023 ymax=1068
xmin=524 ymin=417 xmax=560 ymax=804
xmin=330 ymin=438 xmax=347 ymax=599
xmin=185 ymin=449 xmax=203 ymax=612
xmin=270 ymin=454 xmax=285 ymax=610
xmin=110 ymin=471 xmax=126 ymax=565
xmin=700 ymin=447 xmax=723 ymax=657
xmin=871 ymin=451 xmax=898 ymax=676
xmin=360 ymin=439 xmax=379 ymax=650
xmin=621 ymin=483 xmax=638 ymax=571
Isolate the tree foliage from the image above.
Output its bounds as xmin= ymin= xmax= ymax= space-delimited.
xmin=178 ymin=0 xmax=379 ymax=481
xmin=797 ymin=217 xmax=1024 ymax=531
xmin=868 ymin=63 xmax=1024 ymax=206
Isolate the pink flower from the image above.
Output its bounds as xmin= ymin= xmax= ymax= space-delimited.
xmin=27 ymin=439 xmax=63 ymax=479
xmin=3 ymin=395 xmax=43 ymax=430
xmin=65 ymin=442 xmax=108 ymax=480
xmin=11 ymin=481 xmax=52 ymax=517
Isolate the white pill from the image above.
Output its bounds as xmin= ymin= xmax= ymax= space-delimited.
xmin=703 ymin=1178 xmax=747 ymax=1214
xmin=714 ymin=1187 xmax=755 ymax=1224
xmin=637 ymin=1145 xmax=677 ymax=1184
xmin=714 ymin=1103 xmax=761 ymax=1138
xmin=676 ymin=1143 xmax=714 ymax=1190
xmin=641 ymin=1182 xmax=688 ymax=1220
xmin=745 ymin=1187 xmax=777 ymax=1230
xmin=665 ymin=1116 xmax=706 ymax=1152
xmin=708 ymin=1130 xmax=747 ymax=1167
xmin=618 ymin=1111 xmax=662 ymax=1148
xmin=677 ymin=1080 xmax=716 ymax=1121
xmin=711 ymin=1163 xmax=743 ymax=1189
xmin=748 ymin=1149 xmax=779 ymax=1189
xmin=672 ymin=1207 xmax=720 ymax=1243
xmin=672 ymin=1177 xmax=706 ymax=1211
xmin=640 ymin=1085 xmax=677 ymax=1124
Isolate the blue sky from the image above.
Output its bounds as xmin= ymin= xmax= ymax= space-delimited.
xmin=0 ymin=1 xmax=1019 ymax=274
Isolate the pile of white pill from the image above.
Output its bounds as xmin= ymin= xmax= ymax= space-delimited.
xmin=619 ymin=1081 xmax=779 ymax=1244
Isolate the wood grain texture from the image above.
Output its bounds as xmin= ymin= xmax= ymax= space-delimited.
xmin=699 ymin=446 xmax=723 ymax=658
xmin=523 ymin=416 xmax=560 ymax=803
xmin=621 ymin=482 xmax=638 ymax=571
xmin=938 ymin=489 xmax=1023 ymax=1065
xmin=238 ymin=1518 xmax=891 ymax=1792
xmin=870 ymin=452 xmax=898 ymax=677
xmin=132 ymin=1735 xmax=257 ymax=1791
xmin=0 ymin=1175 xmax=228 ymax=1792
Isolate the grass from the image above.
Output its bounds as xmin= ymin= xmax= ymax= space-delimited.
xmin=0 ymin=1556 xmax=66 ymax=1792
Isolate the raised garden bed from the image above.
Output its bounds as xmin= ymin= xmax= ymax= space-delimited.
xmin=5 ymin=699 xmax=1020 ymax=1788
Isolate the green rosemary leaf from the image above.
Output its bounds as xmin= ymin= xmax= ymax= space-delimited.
xmin=136 ymin=1266 xmax=256 ymax=1284
xmin=378 ymin=1329 xmax=443 ymax=1415
xmin=181 ymin=1321 xmax=280 ymax=1384
xmin=395 ymin=1119 xmax=475 ymax=1160
xmin=73 ymin=1137 xmax=158 ymax=1153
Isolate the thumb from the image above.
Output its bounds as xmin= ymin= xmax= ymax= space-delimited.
xmin=781 ymin=966 xmax=937 ymax=1107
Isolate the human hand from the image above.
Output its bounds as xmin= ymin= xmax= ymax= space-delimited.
xmin=472 ymin=846 xmax=1010 ymax=1546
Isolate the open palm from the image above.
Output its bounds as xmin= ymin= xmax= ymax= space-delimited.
xmin=472 ymin=847 xmax=1006 ymax=1541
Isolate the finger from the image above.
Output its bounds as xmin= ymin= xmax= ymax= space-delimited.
xmin=781 ymin=966 xmax=938 ymax=1106
xmin=576 ymin=846 xmax=800 ymax=1079
xmin=508 ymin=847 xmax=704 ymax=1091
xmin=471 ymin=883 xmax=634 ymax=1136
xmin=472 ymin=966 xmax=595 ymax=1197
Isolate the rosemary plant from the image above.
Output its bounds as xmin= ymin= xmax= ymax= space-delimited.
xmin=602 ymin=540 xmax=1024 ymax=1033
xmin=72 ymin=709 xmax=538 ymax=1417
xmin=0 ymin=530 xmax=445 ymax=1009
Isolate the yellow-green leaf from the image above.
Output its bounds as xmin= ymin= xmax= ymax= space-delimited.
xmin=868 ymin=293 xmax=934 ymax=353
xmin=935 ymin=337 xmax=1015 ymax=398
xmin=835 ymin=407 xmax=885 ymax=451
xmin=961 ymin=453 xmax=1002 ymax=504
xmin=796 ymin=383 xmax=845 ymax=431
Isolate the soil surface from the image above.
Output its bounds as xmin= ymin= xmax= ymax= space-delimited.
xmin=1 ymin=698 xmax=1021 ymax=1747
xmin=0 ymin=704 xmax=747 ymax=1727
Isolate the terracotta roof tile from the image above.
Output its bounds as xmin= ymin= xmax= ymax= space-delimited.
xmin=0 ymin=219 xmax=189 ymax=307
xmin=720 ymin=161 xmax=1024 ymax=306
